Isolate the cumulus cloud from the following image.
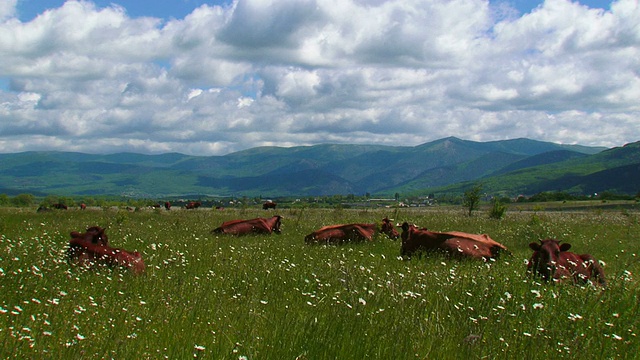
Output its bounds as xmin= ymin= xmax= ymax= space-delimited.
xmin=0 ymin=0 xmax=17 ymax=22
xmin=0 ymin=0 xmax=638 ymax=155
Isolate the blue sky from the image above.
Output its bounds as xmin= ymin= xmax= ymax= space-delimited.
xmin=15 ymin=0 xmax=613 ymax=21
xmin=1 ymin=0 xmax=637 ymax=155
xmin=16 ymin=0 xmax=221 ymax=21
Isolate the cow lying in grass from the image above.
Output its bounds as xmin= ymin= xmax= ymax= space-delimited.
xmin=304 ymin=217 xmax=400 ymax=244
xmin=400 ymin=222 xmax=508 ymax=260
xmin=211 ymin=215 xmax=283 ymax=235
xmin=67 ymin=226 xmax=145 ymax=275
xmin=528 ymin=239 xmax=606 ymax=286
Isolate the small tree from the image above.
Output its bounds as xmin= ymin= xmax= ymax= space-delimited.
xmin=462 ymin=184 xmax=482 ymax=217
xmin=488 ymin=198 xmax=507 ymax=219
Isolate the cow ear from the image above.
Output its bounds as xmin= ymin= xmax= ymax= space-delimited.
xmin=70 ymin=231 xmax=80 ymax=237
xmin=559 ymin=243 xmax=572 ymax=252
xmin=529 ymin=242 xmax=541 ymax=251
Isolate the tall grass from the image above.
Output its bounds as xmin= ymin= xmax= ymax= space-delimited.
xmin=1 ymin=207 xmax=638 ymax=359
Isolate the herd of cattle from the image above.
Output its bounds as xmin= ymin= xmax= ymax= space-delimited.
xmin=64 ymin=215 xmax=606 ymax=287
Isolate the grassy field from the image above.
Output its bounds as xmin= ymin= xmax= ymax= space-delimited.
xmin=1 ymin=206 xmax=638 ymax=359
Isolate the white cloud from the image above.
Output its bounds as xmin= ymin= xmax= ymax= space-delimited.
xmin=0 ymin=0 xmax=638 ymax=156
xmin=0 ymin=0 xmax=16 ymax=22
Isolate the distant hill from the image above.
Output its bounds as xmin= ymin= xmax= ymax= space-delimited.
xmin=428 ymin=141 xmax=640 ymax=196
xmin=1 ymin=137 xmax=635 ymax=198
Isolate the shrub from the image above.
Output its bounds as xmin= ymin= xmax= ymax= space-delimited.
xmin=488 ymin=198 xmax=507 ymax=219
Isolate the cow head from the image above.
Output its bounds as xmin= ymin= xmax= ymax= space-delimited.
xmin=400 ymin=222 xmax=416 ymax=256
xmin=70 ymin=226 xmax=109 ymax=245
xmin=528 ymin=239 xmax=572 ymax=281
xmin=380 ymin=218 xmax=399 ymax=239
xmin=271 ymin=215 xmax=283 ymax=234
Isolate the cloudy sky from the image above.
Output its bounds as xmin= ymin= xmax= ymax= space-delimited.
xmin=1 ymin=0 xmax=638 ymax=156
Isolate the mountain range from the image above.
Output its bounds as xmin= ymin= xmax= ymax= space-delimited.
xmin=0 ymin=137 xmax=638 ymax=198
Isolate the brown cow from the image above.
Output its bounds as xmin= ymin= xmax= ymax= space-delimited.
xmin=380 ymin=217 xmax=400 ymax=239
xmin=164 ymin=201 xmax=171 ymax=210
xmin=69 ymin=226 xmax=109 ymax=246
xmin=528 ymin=239 xmax=606 ymax=286
xmin=400 ymin=222 xmax=508 ymax=260
xmin=305 ymin=217 xmax=399 ymax=244
xmin=263 ymin=201 xmax=277 ymax=210
xmin=67 ymin=226 xmax=144 ymax=275
xmin=211 ymin=215 xmax=283 ymax=235
xmin=185 ymin=201 xmax=201 ymax=209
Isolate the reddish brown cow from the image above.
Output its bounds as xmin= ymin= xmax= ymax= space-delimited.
xmin=185 ymin=201 xmax=201 ymax=209
xmin=400 ymin=222 xmax=508 ymax=260
xmin=80 ymin=203 xmax=86 ymax=210
xmin=212 ymin=215 xmax=283 ymax=235
xmin=528 ymin=239 xmax=606 ymax=286
xmin=164 ymin=201 xmax=171 ymax=210
xmin=263 ymin=201 xmax=277 ymax=210
xmin=305 ymin=217 xmax=399 ymax=244
xmin=380 ymin=217 xmax=400 ymax=239
xmin=67 ymin=226 xmax=144 ymax=275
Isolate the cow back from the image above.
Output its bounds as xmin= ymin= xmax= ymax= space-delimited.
xmin=401 ymin=222 xmax=507 ymax=260
xmin=305 ymin=223 xmax=376 ymax=244
xmin=212 ymin=216 xmax=281 ymax=235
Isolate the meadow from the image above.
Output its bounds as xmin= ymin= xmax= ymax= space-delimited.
xmin=0 ymin=206 xmax=638 ymax=359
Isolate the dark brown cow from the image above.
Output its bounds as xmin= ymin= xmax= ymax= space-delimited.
xmin=305 ymin=217 xmax=399 ymax=244
xmin=528 ymin=239 xmax=606 ymax=286
xmin=185 ymin=201 xmax=201 ymax=209
xmin=69 ymin=226 xmax=109 ymax=246
xmin=67 ymin=226 xmax=144 ymax=275
xmin=212 ymin=215 xmax=283 ymax=235
xmin=380 ymin=217 xmax=400 ymax=239
xmin=164 ymin=201 xmax=171 ymax=210
xmin=263 ymin=201 xmax=277 ymax=210
xmin=52 ymin=203 xmax=68 ymax=210
xmin=400 ymin=222 xmax=508 ymax=260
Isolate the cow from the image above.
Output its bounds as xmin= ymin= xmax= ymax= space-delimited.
xmin=304 ymin=217 xmax=400 ymax=244
xmin=52 ymin=203 xmax=68 ymax=210
xmin=400 ymin=222 xmax=508 ymax=260
xmin=37 ymin=206 xmax=51 ymax=212
xmin=69 ymin=225 xmax=109 ymax=246
xmin=67 ymin=226 xmax=144 ymax=275
xmin=528 ymin=239 xmax=606 ymax=286
xmin=212 ymin=215 xmax=283 ymax=235
xmin=80 ymin=203 xmax=87 ymax=210
xmin=185 ymin=201 xmax=201 ymax=209
xmin=263 ymin=201 xmax=277 ymax=210
xmin=380 ymin=217 xmax=400 ymax=239
xmin=164 ymin=201 xmax=171 ymax=210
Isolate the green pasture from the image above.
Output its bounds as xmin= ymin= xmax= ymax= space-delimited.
xmin=1 ymin=206 xmax=638 ymax=359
